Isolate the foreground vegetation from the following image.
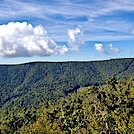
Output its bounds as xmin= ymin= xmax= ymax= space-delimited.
xmin=0 ymin=76 xmax=134 ymax=134
xmin=0 ymin=58 xmax=134 ymax=109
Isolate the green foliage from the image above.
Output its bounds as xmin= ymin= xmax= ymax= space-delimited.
xmin=0 ymin=76 xmax=133 ymax=133
xmin=0 ymin=106 xmax=38 ymax=134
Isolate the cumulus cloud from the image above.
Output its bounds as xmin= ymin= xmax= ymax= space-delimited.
xmin=94 ymin=43 xmax=120 ymax=55
xmin=68 ymin=27 xmax=83 ymax=51
xmin=94 ymin=43 xmax=105 ymax=53
xmin=108 ymin=44 xmax=120 ymax=53
xmin=0 ymin=22 xmax=68 ymax=57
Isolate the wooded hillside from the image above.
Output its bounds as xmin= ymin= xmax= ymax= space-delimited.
xmin=0 ymin=76 xmax=134 ymax=133
xmin=0 ymin=58 xmax=134 ymax=109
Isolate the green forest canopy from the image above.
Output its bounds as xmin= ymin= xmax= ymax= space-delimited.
xmin=0 ymin=58 xmax=134 ymax=109
xmin=0 ymin=76 xmax=134 ymax=133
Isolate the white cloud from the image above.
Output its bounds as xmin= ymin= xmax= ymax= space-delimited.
xmin=94 ymin=43 xmax=105 ymax=53
xmin=0 ymin=0 xmax=134 ymax=41
xmin=0 ymin=22 xmax=68 ymax=57
xmin=108 ymin=44 xmax=120 ymax=53
xmin=68 ymin=28 xmax=81 ymax=42
xmin=68 ymin=27 xmax=83 ymax=51
xmin=95 ymin=43 xmax=120 ymax=55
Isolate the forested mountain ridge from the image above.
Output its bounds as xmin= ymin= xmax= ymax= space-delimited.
xmin=0 ymin=58 xmax=134 ymax=109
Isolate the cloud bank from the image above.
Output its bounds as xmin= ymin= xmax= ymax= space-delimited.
xmin=0 ymin=22 xmax=68 ymax=57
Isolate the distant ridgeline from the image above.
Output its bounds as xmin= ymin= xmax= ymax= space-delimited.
xmin=0 ymin=58 xmax=134 ymax=109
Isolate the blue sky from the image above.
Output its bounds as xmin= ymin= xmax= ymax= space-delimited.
xmin=0 ymin=0 xmax=134 ymax=64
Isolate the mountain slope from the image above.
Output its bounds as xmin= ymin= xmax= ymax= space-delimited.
xmin=0 ymin=76 xmax=134 ymax=133
xmin=0 ymin=58 xmax=134 ymax=109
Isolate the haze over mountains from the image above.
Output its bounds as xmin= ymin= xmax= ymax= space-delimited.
xmin=0 ymin=58 xmax=134 ymax=109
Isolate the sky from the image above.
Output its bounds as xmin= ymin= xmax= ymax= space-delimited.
xmin=0 ymin=0 xmax=134 ymax=64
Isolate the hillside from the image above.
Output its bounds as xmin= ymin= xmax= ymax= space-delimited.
xmin=0 ymin=76 xmax=134 ymax=133
xmin=0 ymin=58 xmax=134 ymax=109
